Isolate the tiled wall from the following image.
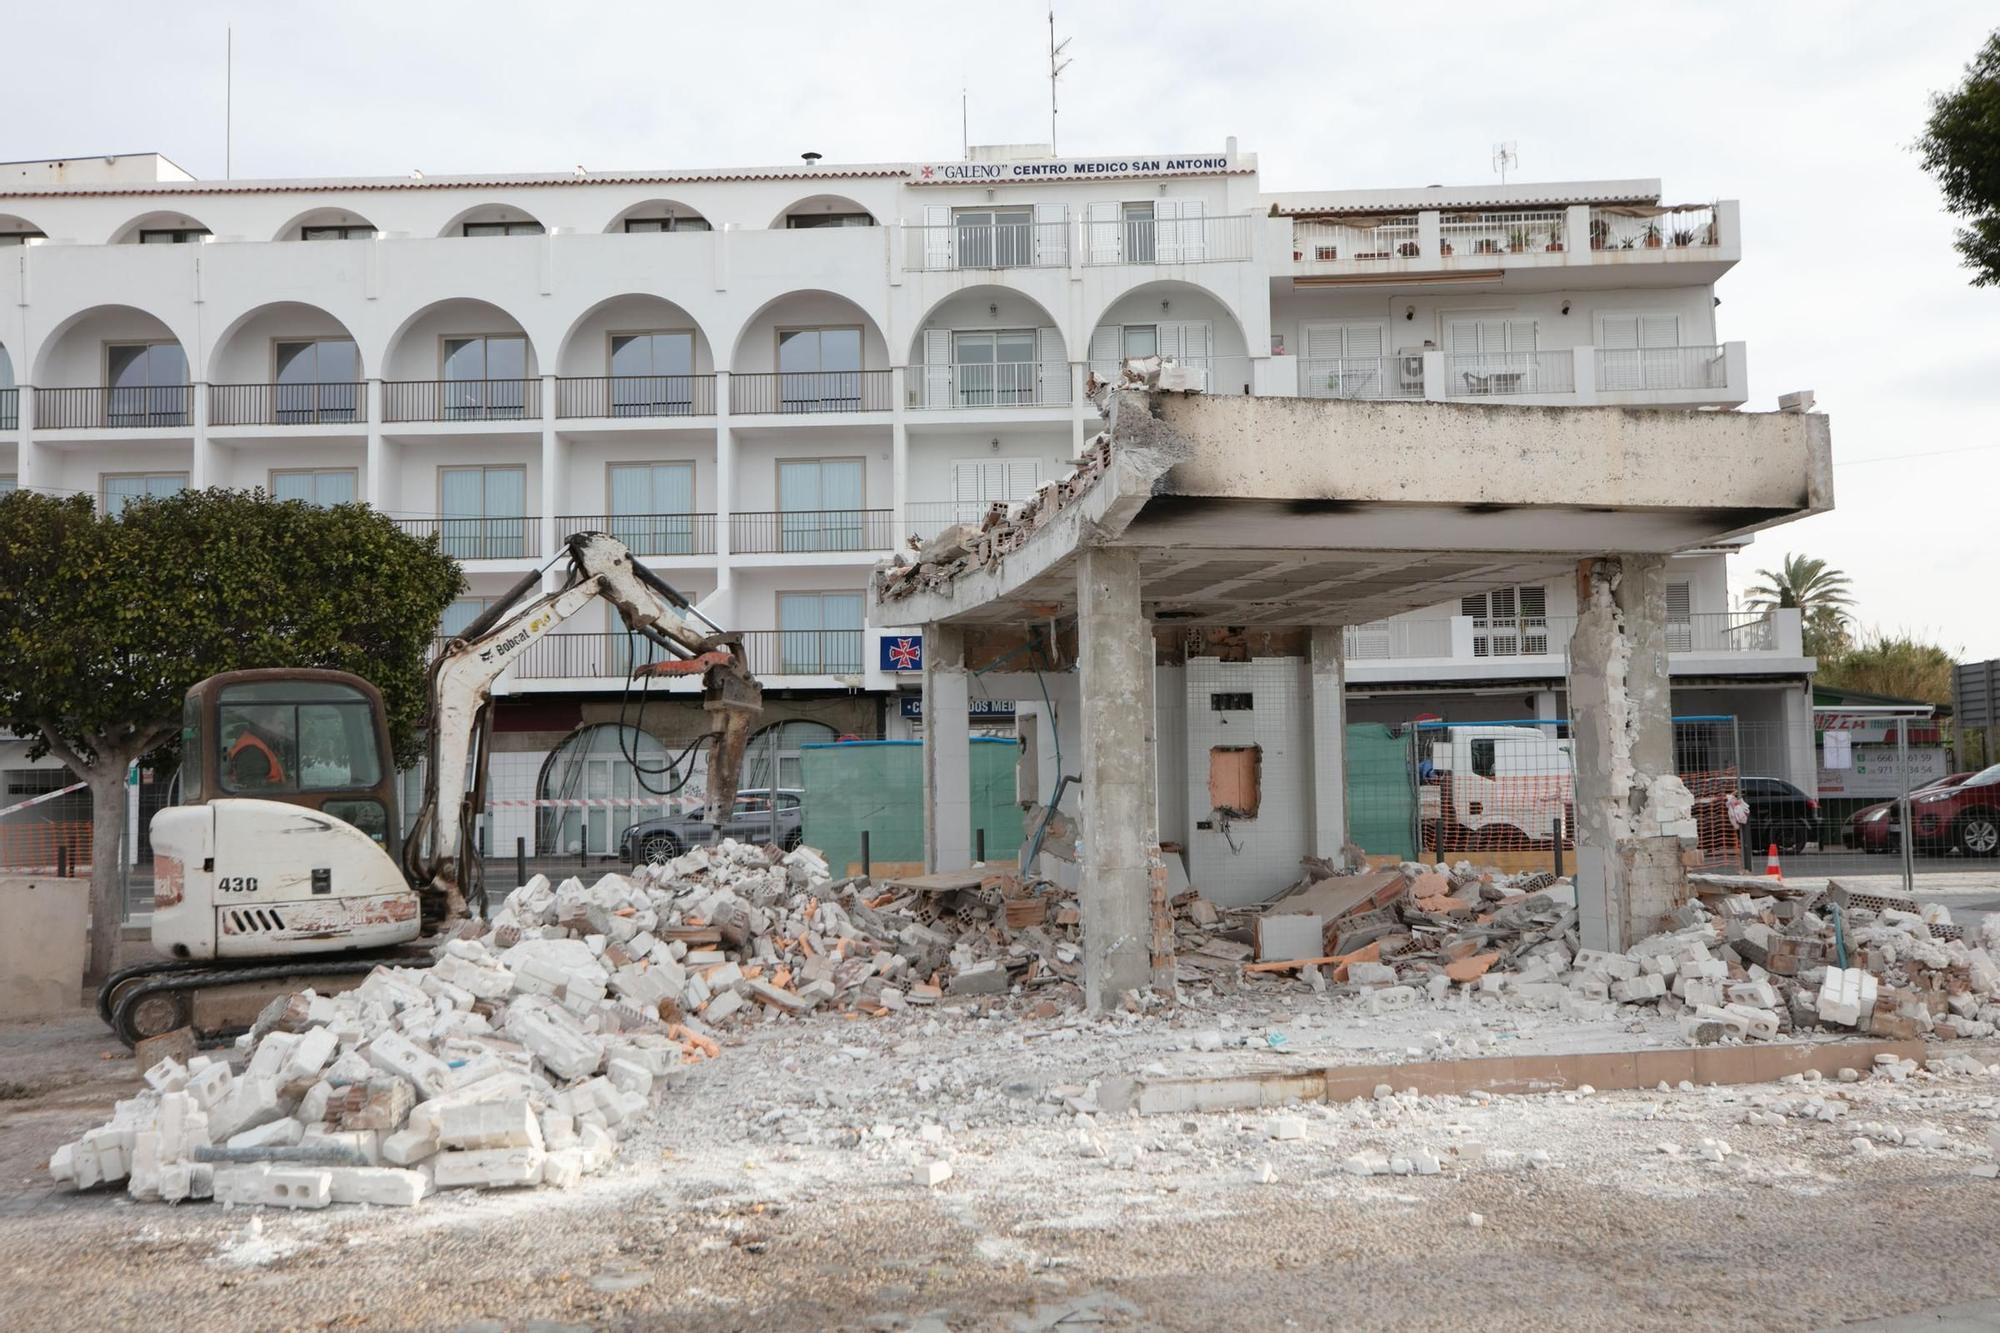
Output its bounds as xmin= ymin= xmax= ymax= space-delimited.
xmin=1184 ymin=658 xmax=1310 ymax=905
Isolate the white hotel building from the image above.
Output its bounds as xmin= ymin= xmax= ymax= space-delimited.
xmin=0 ymin=143 xmax=1815 ymax=859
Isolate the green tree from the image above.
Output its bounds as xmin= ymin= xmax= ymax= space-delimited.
xmin=1745 ymin=554 xmax=1855 ymax=658
xmin=1917 ymin=28 xmax=2000 ymax=287
xmin=0 ymin=489 xmax=461 ymax=980
xmin=1817 ymin=633 xmax=1958 ymax=707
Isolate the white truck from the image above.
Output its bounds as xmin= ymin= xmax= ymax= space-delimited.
xmin=1417 ymin=725 xmax=1573 ymax=846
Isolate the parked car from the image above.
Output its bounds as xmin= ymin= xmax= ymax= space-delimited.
xmin=1893 ymin=762 xmax=2000 ymax=857
xmin=1844 ymin=772 xmax=1975 ymax=851
xmin=1738 ymin=776 xmax=1820 ymax=854
xmin=618 ymin=789 xmax=805 ymax=864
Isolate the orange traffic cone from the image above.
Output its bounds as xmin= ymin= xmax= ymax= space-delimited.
xmin=1764 ymin=842 xmax=1783 ymax=878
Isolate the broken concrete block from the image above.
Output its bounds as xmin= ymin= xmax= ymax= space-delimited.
xmin=915 ymin=1160 xmax=953 ymax=1187
xmin=433 ymin=1146 xmax=545 ymax=1190
xmin=382 ymin=1127 xmax=439 ymax=1166
xmin=701 ymin=989 xmax=745 ymax=1023
xmin=1817 ymin=967 xmax=1877 ymax=1028
xmin=948 ymin=962 xmax=1010 ymax=995
xmin=328 ymin=1077 xmax=416 ymax=1132
xmin=279 ymin=1026 xmax=339 ymax=1085
xmin=501 ymin=996 xmax=606 ymax=1081
xmin=605 ymin=1057 xmax=654 ymax=1099
xmin=1612 ymin=974 xmax=1668 ymax=1004
xmin=208 ymin=1076 xmax=285 ymax=1143
xmin=362 ymin=1031 xmax=453 ymax=1099
xmin=226 ymin=1117 xmax=306 ymax=1152
xmin=437 ymin=1099 xmax=543 ymax=1151
xmin=212 ymin=1163 xmax=333 ymax=1210
xmin=325 ymin=1166 xmax=427 ymax=1207
xmin=541 ymin=1148 xmax=584 ymax=1189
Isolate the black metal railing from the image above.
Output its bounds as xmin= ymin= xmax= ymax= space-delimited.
xmin=555 ymin=374 xmax=716 ymax=419
xmin=737 ymin=630 xmax=866 ymax=676
xmin=727 ymin=370 xmax=893 ymax=415
xmin=730 ymin=509 xmax=894 ymax=554
xmin=36 ymin=385 xmax=192 ymax=429
xmin=559 ymin=513 xmax=717 ymax=557
xmin=383 ymin=378 xmax=541 ymax=423
xmin=210 ymin=381 xmax=365 ymax=426
xmin=0 ymin=388 xmax=16 ymax=430
xmin=392 ymin=516 xmax=540 ymax=560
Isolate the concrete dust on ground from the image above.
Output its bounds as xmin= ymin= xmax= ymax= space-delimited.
xmin=3 ymin=990 xmax=1999 ymax=1331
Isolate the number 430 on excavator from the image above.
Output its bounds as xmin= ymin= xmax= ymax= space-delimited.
xmin=97 ymin=532 xmax=762 ymax=1046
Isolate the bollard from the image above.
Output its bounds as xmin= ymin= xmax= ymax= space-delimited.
xmin=516 ymin=837 xmax=526 ymax=889
xmin=1552 ymin=818 xmax=1564 ymax=880
xmin=861 ymin=830 xmax=871 ymax=878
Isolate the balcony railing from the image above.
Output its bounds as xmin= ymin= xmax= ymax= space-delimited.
xmin=1588 ymin=205 xmax=1719 ymax=252
xmin=210 ymin=381 xmax=364 ymax=426
xmin=1443 ymin=350 xmax=1576 ymax=397
xmin=392 ymin=516 xmax=540 ymax=560
xmin=36 ymin=385 xmax=192 ymax=429
xmin=0 ymin=388 xmax=15 ymax=430
xmin=910 ymin=220 xmax=1070 ymax=270
xmin=731 ymin=509 xmax=895 ymax=555
xmin=1084 ymin=355 xmax=1255 ymax=396
xmin=1595 ymin=345 xmax=1727 ymax=393
xmin=1298 ymin=355 xmax=1425 ymax=401
xmin=738 ymin=629 xmax=865 ymax=676
xmin=560 ymin=512 xmax=716 ymax=557
xmin=904 ymin=500 xmax=999 ymax=542
xmin=907 ymin=361 xmax=1072 ymax=409
xmin=1343 ymin=619 xmax=1456 ymax=661
xmin=1670 ymin=611 xmax=1779 ymax=654
xmin=383 ymin=378 xmax=541 ymax=423
xmin=1343 ymin=610 xmax=1790 ymax=663
xmin=728 ymin=370 xmax=894 ymax=415
xmin=1293 ymin=215 xmax=1419 ymax=263
xmin=1082 ymin=213 xmax=1255 ymax=265
xmin=1438 ymin=210 xmax=1567 ymax=257
xmin=509 ymin=630 xmax=864 ymax=679
xmin=556 ymin=374 xmax=716 ymax=419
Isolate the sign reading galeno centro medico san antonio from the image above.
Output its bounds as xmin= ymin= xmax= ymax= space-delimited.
xmin=908 ymin=154 xmax=1233 ymax=186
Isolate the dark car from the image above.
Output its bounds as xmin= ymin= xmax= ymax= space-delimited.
xmin=1738 ymin=776 xmax=1820 ymax=854
xmin=1844 ymin=772 xmax=1974 ymax=851
xmin=1896 ymin=762 xmax=2000 ymax=857
xmin=618 ymin=789 xmax=804 ymax=864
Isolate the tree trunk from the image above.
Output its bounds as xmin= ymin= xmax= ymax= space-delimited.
xmin=85 ymin=768 xmax=128 ymax=985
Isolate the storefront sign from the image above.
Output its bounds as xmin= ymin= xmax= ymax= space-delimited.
xmin=880 ymin=635 xmax=923 ymax=672
xmin=900 ymin=696 xmax=1017 ymax=720
xmin=1815 ymin=746 xmax=1948 ymax=799
xmin=908 ymin=154 xmax=1232 ymax=186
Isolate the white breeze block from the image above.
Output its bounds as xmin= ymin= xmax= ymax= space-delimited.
xmin=540 ymin=1148 xmax=584 ymax=1189
xmin=605 ymin=1057 xmax=654 ymax=1098
xmin=433 ymin=1147 xmax=545 ymax=1189
xmin=383 ymin=1126 xmax=440 ymax=1166
xmin=325 ymin=1166 xmax=427 ymax=1207
xmin=279 ymin=1026 xmax=339 ymax=1084
xmin=1723 ymin=1003 xmax=1780 ymax=1041
xmin=1573 ymin=950 xmax=1641 ymax=980
xmin=246 ymin=1032 xmax=299 ymax=1080
xmin=431 ymin=952 xmax=515 ymax=1000
xmin=227 ymin=1117 xmax=305 ymax=1151
xmin=437 ymin=1099 xmax=543 ymax=1151
xmin=1729 ymin=980 xmax=1781 ymax=1009
xmin=1818 ymin=968 xmax=1877 ymax=1027
xmin=1612 ymin=974 xmax=1668 ymax=1003
xmin=363 ymin=1031 xmax=453 ymax=1099
xmin=212 ymin=1163 xmax=333 ymax=1210
xmin=208 ymin=1076 xmax=285 ymax=1142
xmin=502 ymin=997 xmax=605 ymax=1081
xmin=144 ymin=1057 xmax=190 ymax=1094
xmin=186 ymin=1062 xmax=234 ymax=1111
xmin=701 ymin=989 xmax=745 ymax=1023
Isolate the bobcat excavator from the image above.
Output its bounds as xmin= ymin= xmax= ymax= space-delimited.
xmin=96 ymin=532 xmax=762 ymax=1046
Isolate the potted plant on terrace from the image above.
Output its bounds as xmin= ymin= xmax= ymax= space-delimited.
xmin=1589 ymin=216 xmax=1611 ymax=250
xmin=1670 ymin=225 xmax=1696 ymax=247
xmin=1506 ymin=225 xmax=1534 ymax=253
xmin=1641 ymin=220 xmax=1663 ymax=249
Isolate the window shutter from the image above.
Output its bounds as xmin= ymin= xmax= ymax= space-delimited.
xmin=923 ymin=205 xmax=951 ymax=269
xmin=1088 ymin=324 xmax=1121 ymax=377
xmin=1517 ymin=585 xmax=1547 ymax=618
xmin=1460 ymin=593 xmax=1487 ymax=618
xmin=1638 ymin=314 xmax=1679 ymax=347
xmin=1154 ymin=199 xmax=1182 ymax=264
xmin=1639 ymin=313 xmax=1682 ymax=390
xmin=1665 ymin=581 xmax=1691 ymax=621
xmin=1343 ymin=323 xmax=1384 ymax=358
xmin=1599 ymin=316 xmax=1640 ymax=350
xmin=1155 ymin=322 xmax=1185 ymax=363
xmin=1036 ymin=327 xmax=1068 ymax=405
xmin=1086 ymin=201 xmax=1120 ymax=264
xmin=922 ymin=328 xmax=953 ymax=408
xmin=1301 ymin=323 xmax=1342 ymax=360
xmin=1033 ymin=201 xmax=1067 ymax=266
xmin=1505 ymin=319 xmax=1537 ymax=352
xmin=1666 ymin=579 xmax=1693 ymax=652
xmin=1177 ymin=197 xmax=1207 ymax=262
xmin=1445 ymin=320 xmax=1481 ymax=353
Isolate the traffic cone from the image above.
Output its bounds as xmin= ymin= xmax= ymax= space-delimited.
xmin=1764 ymin=842 xmax=1783 ymax=879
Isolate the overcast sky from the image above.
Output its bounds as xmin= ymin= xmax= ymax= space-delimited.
xmin=9 ymin=1 xmax=1997 ymax=658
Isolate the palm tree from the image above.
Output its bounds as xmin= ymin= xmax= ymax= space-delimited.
xmin=1746 ymin=554 xmax=1854 ymax=657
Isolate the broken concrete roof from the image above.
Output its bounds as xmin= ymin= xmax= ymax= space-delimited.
xmin=873 ymin=386 xmax=1833 ymax=629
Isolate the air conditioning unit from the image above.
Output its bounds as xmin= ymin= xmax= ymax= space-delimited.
xmin=1395 ymin=347 xmax=1427 ymax=395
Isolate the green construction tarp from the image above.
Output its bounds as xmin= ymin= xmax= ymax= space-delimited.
xmin=1345 ymin=722 xmax=1416 ymax=859
xmin=800 ymin=738 xmax=1023 ymax=874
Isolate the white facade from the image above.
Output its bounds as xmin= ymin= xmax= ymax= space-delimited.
xmin=0 ymin=144 xmax=1806 ymax=832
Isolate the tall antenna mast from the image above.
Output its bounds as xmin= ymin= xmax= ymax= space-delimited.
xmin=225 ymin=27 xmax=234 ymax=179
xmin=1491 ymin=140 xmax=1518 ymax=186
xmin=962 ymin=85 xmax=969 ymax=158
xmin=1048 ymin=9 xmax=1072 ymax=153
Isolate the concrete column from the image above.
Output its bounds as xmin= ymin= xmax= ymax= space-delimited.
xmin=189 ymin=381 xmax=211 ymax=488
xmin=539 ymin=374 xmax=560 ymax=560
xmin=1534 ymin=689 xmax=1561 ymax=739
xmin=1307 ymin=625 xmax=1349 ymax=857
xmin=921 ymin=623 xmax=971 ymax=872
xmin=890 ymin=413 xmax=908 ymax=535
xmin=713 ymin=406 xmax=734 ymax=593
xmin=15 ymin=380 xmax=40 ymax=494
xmin=1076 ymin=547 xmax=1160 ymax=1009
xmin=1569 ymin=555 xmax=1691 ymax=951
xmin=364 ymin=379 xmax=386 ymax=509
xmin=1781 ymin=685 xmax=1818 ymax=799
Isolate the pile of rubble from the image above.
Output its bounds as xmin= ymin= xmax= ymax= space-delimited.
xmin=1211 ymin=859 xmax=2000 ymax=1045
xmin=49 ymin=840 xmax=1094 ymax=1209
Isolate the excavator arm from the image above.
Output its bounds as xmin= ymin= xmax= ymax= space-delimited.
xmin=404 ymin=532 xmax=762 ymax=920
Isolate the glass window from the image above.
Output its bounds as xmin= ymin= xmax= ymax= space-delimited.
xmin=216 ymin=681 xmax=382 ymax=795
xmin=0 ymin=475 xmax=16 ymax=495
xmin=440 ymin=599 xmax=490 ymax=638
xmin=785 ymin=213 xmax=874 ymax=229
xmin=103 ymin=472 xmax=186 ymax=515
xmin=139 ymin=228 xmax=208 ymax=244
xmin=273 ymin=338 xmax=360 ymax=422
xmin=777 ymin=458 xmax=864 ymax=552
xmin=107 ymin=342 xmax=190 ymax=426
xmin=1 ymin=345 xmax=12 ymax=390
xmin=0 ymin=231 xmax=45 ymax=246
xmin=1471 ymin=739 xmax=1496 ymax=779
xmin=271 ymin=469 xmax=356 ymax=507
xmin=608 ymin=462 xmax=695 ymax=556
xmin=775 ymin=328 xmax=863 ymax=412
xmin=777 ymin=592 xmax=865 ymax=673
xmin=608 ymin=332 xmax=695 ymax=416
xmin=439 ymin=466 xmax=526 ymax=559
xmin=1122 ymin=325 xmax=1159 ymax=359
xmin=950 ymin=330 xmax=1037 ymax=405
xmin=440 ymin=336 xmax=528 ymax=419
xmin=300 ymin=224 xmax=371 ymax=240
xmin=462 ymin=220 xmax=544 ymax=237
xmin=1122 ymin=202 xmax=1156 ymax=263
xmin=624 ymin=216 xmax=710 ymax=233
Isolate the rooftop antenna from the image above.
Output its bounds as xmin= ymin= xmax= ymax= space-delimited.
xmin=224 ymin=27 xmax=233 ymax=179
xmin=1491 ymin=140 xmax=1517 ymax=186
xmin=1048 ymin=8 xmax=1072 ymax=154
xmin=961 ymin=84 xmax=969 ymax=159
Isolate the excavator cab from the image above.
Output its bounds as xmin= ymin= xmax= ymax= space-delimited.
xmin=177 ymin=669 xmax=402 ymax=859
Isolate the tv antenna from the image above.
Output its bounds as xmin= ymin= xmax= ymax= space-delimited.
xmin=225 ymin=27 xmax=234 ymax=179
xmin=1491 ymin=141 xmax=1518 ymax=185
xmin=1048 ymin=9 xmax=1072 ymax=153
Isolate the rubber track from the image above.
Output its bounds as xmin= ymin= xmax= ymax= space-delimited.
xmin=109 ymin=952 xmax=434 ymax=1049
xmin=96 ymin=958 xmax=215 ymax=1026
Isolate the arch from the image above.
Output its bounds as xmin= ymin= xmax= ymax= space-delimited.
xmin=271 ymin=206 xmax=379 ymax=242
xmin=903 ymin=284 xmax=1068 ymax=366
xmin=768 ymin=194 xmax=877 ymax=230
xmin=603 ymin=198 xmax=711 ymax=234
xmin=437 ymin=202 xmax=546 ymax=239
xmin=742 ymin=720 xmax=836 ymax=791
xmin=553 ymin=294 xmax=715 ymax=379
xmin=904 ymin=284 xmax=1070 ymax=409
xmin=380 ymin=297 xmax=540 ymax=382
xmin=1082 ymin=278 xmax=1253 ymax=393
xmin=723 ymin=288 xmax=888 ymax=376
xmin=0 ymin=212 xmax=45 ymax=243
xmin=206 ymin=300 xmax=366 ymax=382
xmin=29 ymin=302 xmax=190 ymax=386
xmin=106 ymin=209 xmax=212 ymax=245
xmin=532 ymin=722 xmax=688 ymax=857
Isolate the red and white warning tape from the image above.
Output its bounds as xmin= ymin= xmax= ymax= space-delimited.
xmin=486 ymin=796 xmax=702 ymax=810
xmin=0 ymin=781 xmax=87 ymax=820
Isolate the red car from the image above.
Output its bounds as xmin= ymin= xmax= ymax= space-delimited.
xmin=1894 ymin=763 xmax=2000 ymax=857
xmin=1846 ymin=771 xmax=1975 ymax=851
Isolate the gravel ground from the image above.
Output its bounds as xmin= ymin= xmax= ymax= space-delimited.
xmin=3 ymin=989 xmax=2000 ymax=1333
